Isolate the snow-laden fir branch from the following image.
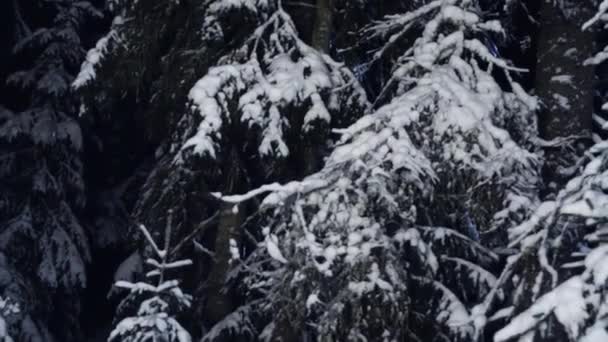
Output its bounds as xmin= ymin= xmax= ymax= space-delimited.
xmin=73 ymin=16 xmax=125 ymax=89
xmin=487 ymin=140 xmax=608 ymax=342
xmin=176 ymin=3 xmax=368 ymax=162
xmin=482 ymin=6 xmax=608 ymax=340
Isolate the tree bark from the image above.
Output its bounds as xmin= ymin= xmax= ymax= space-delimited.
xmin=203 ymin=201 xmax=243 ymax=324
xmin=535 ymin=0 xmax=596 ymax=189
xmin=302 ymin=0 xmax=334 ymax=176
xmin=536 ymin=0 xmax=595 ymax=138
xmin=203 ymin=152 xmax=244 ymax=325
xmin=312 ymin=0 xmax=333 ymax=53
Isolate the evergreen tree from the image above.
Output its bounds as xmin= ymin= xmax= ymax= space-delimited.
xmin=210 ymin=0 xmax=540 ymax=340
xmin=0 ymin=0 xmax=101 ymax=340
xmin=175 ymin=0 xmax=368 ymax=333
xmin=77 ymin=0 xmax=368 ymax=338
xmin=74 ymin=0 xmax=281 ymax=335
xmin=3 ymin=0 xmax=605 ymax=340
xmin=174 ymin=1 xmax=369 ymax=176
xmin=479 ymin=3 xmax=608 ymax=341
xmin=491 ymin=142 xmax=608 ymax=341
xmin=109 ymin=215 xmax=192 ymax=342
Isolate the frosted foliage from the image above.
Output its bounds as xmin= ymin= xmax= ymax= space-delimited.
xmin=0 ymin=108 xmax=82 ymax=149
xmin=221 ymin=1 xmax=540 ymax=339
xmin=492 ymin=143 xmax=608 ymax=341
xmin=484 ymin=4 xmax=608 ymax=339
xmin=0 ymin=255 xmax=57 ymax=342
xmin=240 ymin=127 xmax=497 ymax=339
xmin=201 ymin=0 xmax=270 ymax=43
xmin=1 ymin=0 xmax=93 ymax=149
xmin=0 ymin=297 xmax=19 ymax=342
xmin=362 ymin=0 xmax=540 ymax=240
xmin=495 ymin=245 xmax=608 ymax=342
xmin=7 ymin=0 xmax=100 ymax=97
xmin=73 ymin=16 xmax=124 ymax=89
xmin=2 ymin=0 xmax=89 ymax=150
xmin=178 ymin=8 xmax=368 ymax=161
xmin=109 ymin=297 xmax=191 ymax=342
xmin=584 ymin=0 xmax=608 ymax=103
xmin=359 ymin=62 xmax=537 ymax=182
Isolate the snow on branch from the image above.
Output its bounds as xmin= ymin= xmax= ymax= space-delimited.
xmin=235 ymin=2 xmax=539 ymax=340
xmin=73 ymin=16 xmax=124 ymax=89
xmin=582 ymin=0 xmax=608 ymax=30
xmin=137 ymin=224 xmax=163 ymax=258
xmin=584 ymin=2 xmax=608 ymax=70
xmin=177 ymin=3 xmax=368 ymax=162
xmin=486 ymin=141 xmax=608 ymax=341
xmin=365 ymin=0 xmax=530 ymax=110
xmin=211 ymin=179 xmax=328 ymax=204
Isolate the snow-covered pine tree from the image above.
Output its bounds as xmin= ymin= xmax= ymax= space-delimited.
xmin=0 ymin=0 xmax=101 ymax=340
xmin=481 ymin=3 xmax=608 ymax=341
xmin=109 ymin=215 xmax=193 ymax=342
xmin=490 ymin=142 xmax=608 ymax=342
xmin=362 ymin=0 xmax=541 ymax=248
xmin=119 ymin=0 xmax=369 ymax=336
xmin=215 ymin=0 xmax=540 ymax=340
xmin=72 ymin=0 xmax=267 ymax=338
xmin=73 ymin=1 xmax=286 ymax=335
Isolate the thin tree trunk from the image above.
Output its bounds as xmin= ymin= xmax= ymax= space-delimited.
xmin=11 ymin=0 xmax=31 ymax=41
xmin=302 ymin=0 xmax=334 ymax=176
xmin=203 ymin=201 xmax=242 ymax=323
xmin=312 ymin=0 xmax=333 ymax=53
xmin=535 ymin=0 xmax=596 ymax=189
xmin=203 ymin=152 xmax=244 ymax=324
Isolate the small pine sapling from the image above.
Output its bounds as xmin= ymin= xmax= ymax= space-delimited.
xmin=109 ymin=212 xmax=193 ymax=342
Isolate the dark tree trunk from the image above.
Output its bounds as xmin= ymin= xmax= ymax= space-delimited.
xmin=203 ymin=149 xmax=244 ymax=326
xmin=203 ymin=201 xmax=243 ymax=324
xmin=312 ymin=0 xmax=333 ymax=53
xmin=536 ymin=1 xmax=595 ymax=138
xmin=535 ymin=0 xmax=596 ymax=190
xmin=301 ymin=0 xmax=334 ymax=176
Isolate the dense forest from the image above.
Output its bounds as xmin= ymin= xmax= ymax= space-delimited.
xmin=2 ymin=0 xmax=608 ymax=341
